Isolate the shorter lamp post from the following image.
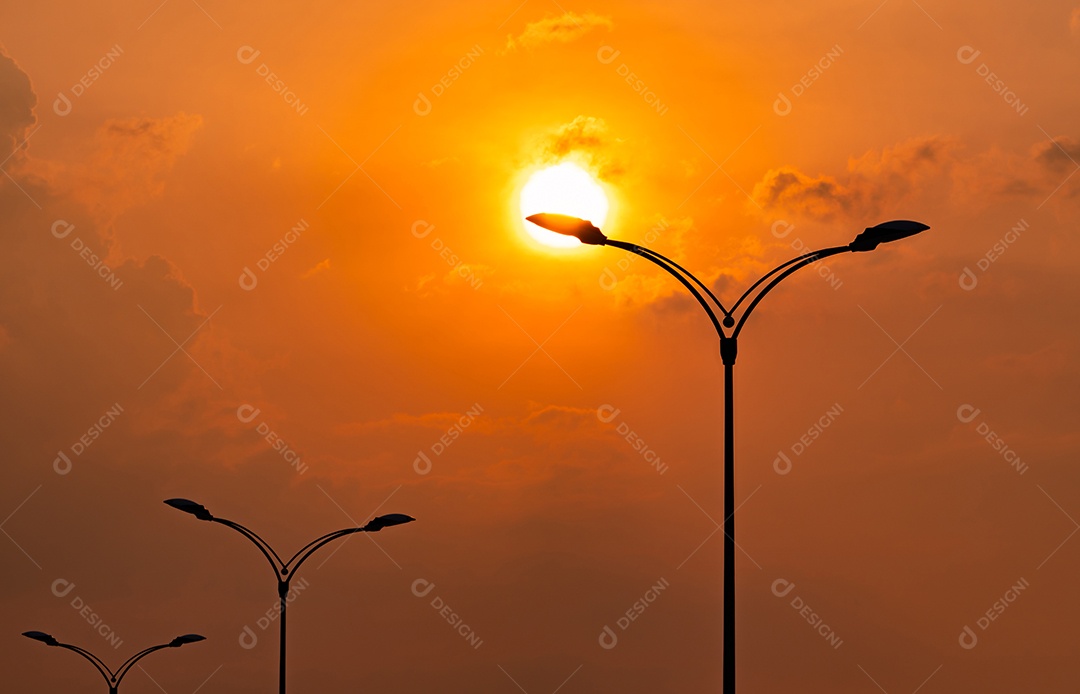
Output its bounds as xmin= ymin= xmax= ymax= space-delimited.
xmin=22 ymin=630 xmax=205 ymax=694
xmin=164 ymin=498 xmax=415 ymax=694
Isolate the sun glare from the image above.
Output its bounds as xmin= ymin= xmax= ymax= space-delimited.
xmin=519 ymin=162 xmax=609 ymax=248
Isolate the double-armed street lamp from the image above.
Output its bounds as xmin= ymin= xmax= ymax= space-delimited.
xmin=164 ymin=498 xmax=414 ymax=694
xmin=22 ymin=630 xmax=205 ymax=693
xmin=526 ymin=212 xmax=929 ymax=692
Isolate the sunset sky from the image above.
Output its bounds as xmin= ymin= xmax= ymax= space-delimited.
xmin=3 ymin=0 xmax=1080 ymax=691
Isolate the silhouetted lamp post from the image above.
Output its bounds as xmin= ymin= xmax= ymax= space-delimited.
xmin=22 ymin=630 xmax=204 ymax=694
xmin=526 ymin=212 xmax=929 ymax=692
xmin=164 ymin=498 xmax=414 ymax=694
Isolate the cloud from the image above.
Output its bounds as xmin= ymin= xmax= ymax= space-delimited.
xmin=301 ymin=258 xmax=331 ymax=278
xmin=64 ymin=113 xmax=203 ymax=230
xmin=750 ymin=136 xmax=956 ymax=220
xmin=949 ymin=135 xmax=1080 ymax=205
xmin=0 ymin=47 xmax=222 ymax=471
xmin=1033 ymin=136 xmax=1080 ymax=172
xmin=0 ymin=48 xmax=36 ymax=163
xmin=504 ymin=12 xmax=613 ymax=52
xmin=536 ymin=115 xmax=625 ymax=180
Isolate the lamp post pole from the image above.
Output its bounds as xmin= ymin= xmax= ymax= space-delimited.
xmin=527 ymin=213 xmax=929 ymax=692
xmin=21 ymin=631 xmax=206 ymax=693
xmin=164 ymin=499 xmax=415 ymax=694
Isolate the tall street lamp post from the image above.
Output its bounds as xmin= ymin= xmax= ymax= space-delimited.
xmin=22 ymin=630 xmax=205 ymax=694
xmin=164 ymin=498 xmax=415 ymax=694
xmin=526 ymin=212 xmax=929 ymax=692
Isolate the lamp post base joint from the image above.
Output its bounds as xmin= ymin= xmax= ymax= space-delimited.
xmin=720 ymin=336 xmax=738 ymax=365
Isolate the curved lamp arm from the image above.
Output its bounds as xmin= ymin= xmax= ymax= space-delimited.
xmin=632 ymin=244 xmax=731 ymax=317
xmin=729 ymin=248 xmax=826 ymax=315
xmin=733 ymin=246 xmax=851 ymax=337
xmin=57 ymin=643 xmax=115 ymax=685
xmin=284 ymin=514 xmax=415 ymax=576
xmin=112 ymin=644 xmax=168 ymax=688
xmin=284 ymin=528 xmax=366 ymax=576
xmin=606 ymin=239 xmax=727 ymax=339
xmin=211 ymin=518 xmax=286 ymax=578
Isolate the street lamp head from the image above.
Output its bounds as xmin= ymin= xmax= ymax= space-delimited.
xmin=168 ymin=634 xmax=206 ymax=648
xmin=22 ymin=631 xmax=60 ymax=646
xmin=164 ymin=498 xmax=214 ymax=521
xmin=849 ymin=220 xmax=930 ymax=252
xmin=525 ymin=213 xmax=607 ymax=246
xmin=362 ymin=513 xmax=416 ymax=532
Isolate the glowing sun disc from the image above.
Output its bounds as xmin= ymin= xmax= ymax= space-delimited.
xmin=520 ymin=163 xmax=609 ymax=248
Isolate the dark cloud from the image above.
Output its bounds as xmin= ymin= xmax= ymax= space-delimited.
xmin=750 ymin=136 xmax=956 ymax=220
xmin=538 ymin=115 xmax=626 ymax=180
xmin=1033 ymin=136 xmax=1080 ymax=172
xmin=0 ymin=47 xmax=36 ymax=163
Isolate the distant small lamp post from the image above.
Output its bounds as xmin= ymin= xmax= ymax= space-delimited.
xmin=22 ymin=630 xmax=205 ymax=694
xmin=164 ymin=498 xmax=415 ymax=694
xmin=526 ymin=212 xmax=929 ymax=693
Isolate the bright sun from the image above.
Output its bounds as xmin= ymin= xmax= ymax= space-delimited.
xmin=519 ymin=162 xmax=609 ymax=248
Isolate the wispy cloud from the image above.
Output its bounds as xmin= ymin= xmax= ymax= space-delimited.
xmin=504 ymin=12 xmax=613 ymax=52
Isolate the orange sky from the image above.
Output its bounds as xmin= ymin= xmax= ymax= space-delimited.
xmin=2 ymin=0 xmax=1080 ymax=691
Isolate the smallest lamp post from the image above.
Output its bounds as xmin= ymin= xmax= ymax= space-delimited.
xmin=22 ymin=630 xmax=205 ymax=694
